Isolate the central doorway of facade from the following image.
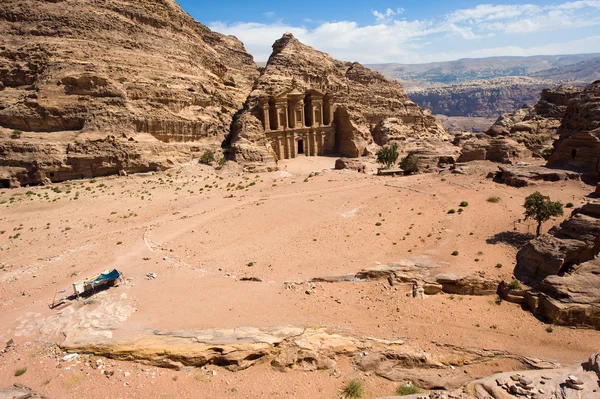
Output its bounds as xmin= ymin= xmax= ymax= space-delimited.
xmin=297 ymin=140 xmax=304 ymax=155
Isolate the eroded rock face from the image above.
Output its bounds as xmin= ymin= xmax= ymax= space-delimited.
xmin=456 ymin=134 xmax=532 ymax=164
xmin=514 ymin=200 xmax=600 ymax=329
xmin=547 ymin=81 xmax=600 ymax=177
xmin=488 ymin=86 xmax=582 ymax=155
xmin=228 ymin=33 xmax=449 ymax=167
xmin=0 ymin=0 xmax=258 ymax=184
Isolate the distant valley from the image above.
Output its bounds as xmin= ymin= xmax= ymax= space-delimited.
xmin=367 ymin=53 xmax=600 ymax=122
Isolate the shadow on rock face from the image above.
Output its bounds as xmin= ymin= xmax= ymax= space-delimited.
xmin=486 ymin=231 xmax=535 ymax=249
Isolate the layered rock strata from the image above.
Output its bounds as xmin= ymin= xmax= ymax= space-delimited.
xmin=547 ymin=81 xmax=600 ymax=178
xmin=0 ymin=0 xmax=258 ymax=185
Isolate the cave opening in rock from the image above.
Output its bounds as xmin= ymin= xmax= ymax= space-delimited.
xmin=297 ymin=139 xmax=304 ymax=155
xmin=0 ymin=179 xmax=10 ymax=189
xmin=572 ymin=149 xmax=577 ymax=159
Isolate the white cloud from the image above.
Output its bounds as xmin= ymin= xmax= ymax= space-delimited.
xmin=373 ymin=8 xmax=404 ymax=23
xmin=208 ymin=1 xmax=600 ymax=63
xmin=264 ymin=11 xmax=276 ymax=18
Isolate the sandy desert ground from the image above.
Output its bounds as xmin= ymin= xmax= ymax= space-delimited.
xmin=0 ymin=156 xmax=598 ymax=398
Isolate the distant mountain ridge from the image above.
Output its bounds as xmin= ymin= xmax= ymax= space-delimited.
xmin=367 ymin=53 xmax=600 ymax=119
xmin=367 ymin=53 xmax=600 ymax=86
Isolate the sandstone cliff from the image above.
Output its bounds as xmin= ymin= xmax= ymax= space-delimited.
xmin=228 ymin=33 xmax=452 ymax=168
xmin=406 ymin=77 xmax=557 ymax=118
xmin=547 ymin=80 xmax=600 ymax=178
xmin=0 ymin=0 xmax=258 ymax=186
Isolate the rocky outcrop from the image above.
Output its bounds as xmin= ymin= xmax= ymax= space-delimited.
xmin=513 ymin=200 xmax=600 ymax=329
xmin=372 ymin=118 xmax=459 ymax=170
xmin=488 ymin=86 xmax=582 ymax=155
xmin=0 ymin=384 xmax=49 ymax=399
xmin=494 ymin=164 xmax=580 ymax=187
xmin=0 ymin=135 xmax=197 ymax=187
xmin=456 ymin=134 xmax=532 ymax=164
xmin=547 ymin=81 xmax=600 ymax=178
xmin=228 ymin=33 xmax=451 ymax=167
xmin=467 ymin=358 xmax=600 ymax=399
xmin=455 ymin=85 xmax=581 ymax=166
xmin=60 ymin=325 xmax=560 ymax=391
xmin=0 ymin=0 xmax=258 ymax=184
xmin=334 ymin=158 xmax=366 ymax=173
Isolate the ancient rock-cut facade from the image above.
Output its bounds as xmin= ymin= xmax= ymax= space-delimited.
xmin=228 ymin=33 xmax=453 ymax=169
xmin=258 ymin=89 xmax=335 ymax=159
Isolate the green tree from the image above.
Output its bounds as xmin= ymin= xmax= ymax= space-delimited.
xmin=376 ymin=143 xmax=399 ymax=169
xmin=199 ymin=149 xmax=215 ymax=165
xmin=524 ymin=191 xmax=564 ymax=236
xmin=400 ymin=154 xmax=421 ymax=174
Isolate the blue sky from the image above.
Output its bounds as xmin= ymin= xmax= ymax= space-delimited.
xmin=180 ymin=1 xmax=600 ymax=63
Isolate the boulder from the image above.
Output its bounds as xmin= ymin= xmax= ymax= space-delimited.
xmin=335 ymin=158 xmax=366 ymax=173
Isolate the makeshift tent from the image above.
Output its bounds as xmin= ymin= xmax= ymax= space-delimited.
xmin=72 ymin=269 xmax=122 ymax=296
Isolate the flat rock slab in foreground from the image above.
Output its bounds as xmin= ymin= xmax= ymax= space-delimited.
xmin=59 ymin=326 xmax=559 ymax=391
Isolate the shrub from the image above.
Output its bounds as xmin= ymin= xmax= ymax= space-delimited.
xmin=341 ymin=379 xmax=365 ymax=399
xmin=376 ymin=143 xmax=399 ymax=169
xmin=14 ymin=367 xmax=27 ymax=377
xmin=508 ymin=279 xmax=521 ymax=290
xmin=448 ymin=209 xmax=456 ymax=214
xmin=546 ymin=325 xmax=554 ymax=333
xmin=11 ymin=129 xmax=22 ymax=139
xmin=199 ymin=150 xmax=216 ymax=165
xmin=451 ymin=250 xmax=459 ymax=256
xmin=396 ymin=382 xmax=421 ymax=396
xmin=400 ymin=154 xmax=421 ymax=174
xmin=459 ymin=201 xmax=469 ymax=207
xmin=487 ymin=196 xmax=500 ymax=203
xmin=566 ymin=202 xmax=574 ymax=208
xmin=496 ymin=263 xmax=503 ymax=269
xmin=524 ymin=192 xmax=564 ymax=236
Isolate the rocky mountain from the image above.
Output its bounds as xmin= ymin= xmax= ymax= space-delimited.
xmin=228 ymin=33 xmax=456 ymax=170
xmin=531 ymin=57 xmax=600 ymax=82
xmin=0 ymin=0 xmax=258 ymax=187
xmin=547 ymin=80 xmax=600 ymax=178
xmin=368 ymin=53 xmax=600 ymax=87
